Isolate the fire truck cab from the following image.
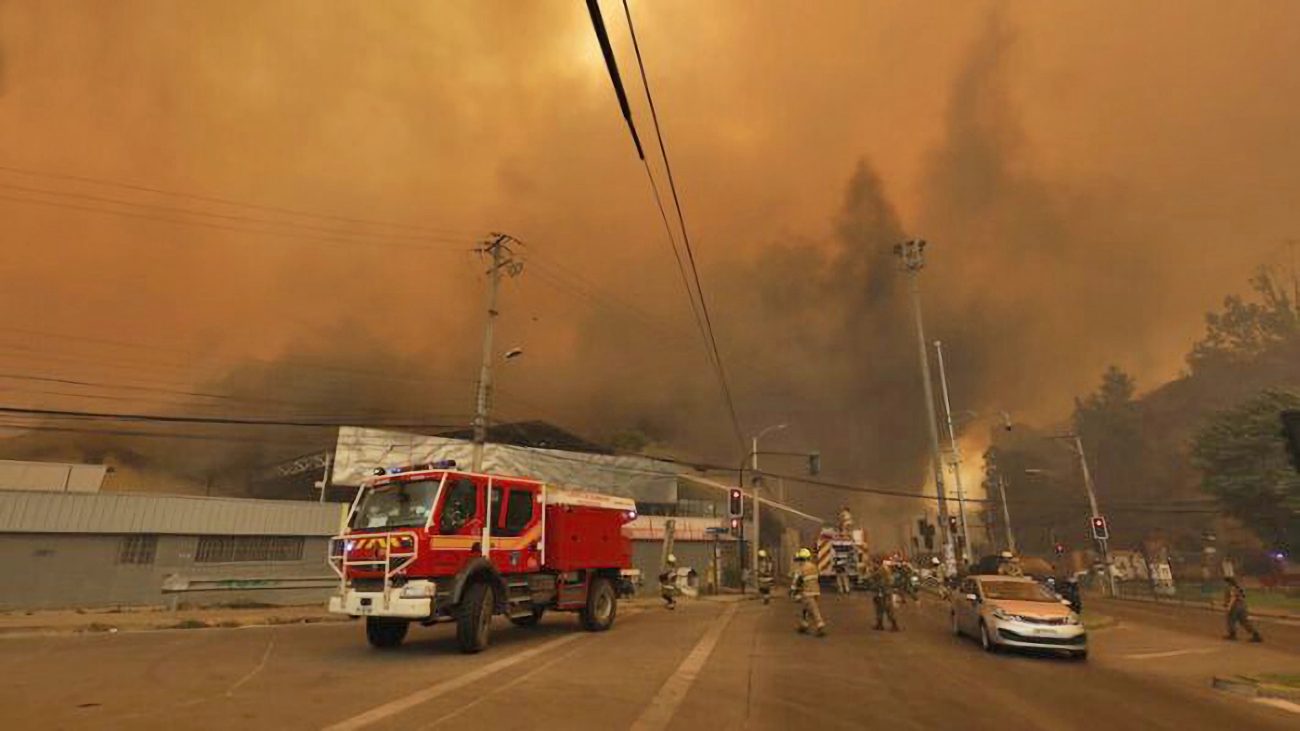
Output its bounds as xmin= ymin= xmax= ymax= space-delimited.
xmin=328 ymin=462 xmax=637 ymax=654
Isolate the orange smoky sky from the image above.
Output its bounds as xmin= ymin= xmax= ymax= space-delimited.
xmin=1 ymin=1 xmax=1299 ymax=507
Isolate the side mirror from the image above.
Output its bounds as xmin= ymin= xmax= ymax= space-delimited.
xmin=965 ymin=593 xmax=978 ymax=602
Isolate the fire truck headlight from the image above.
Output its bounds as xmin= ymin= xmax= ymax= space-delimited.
xmin=400 ymin=582 xmax=436 ymax=599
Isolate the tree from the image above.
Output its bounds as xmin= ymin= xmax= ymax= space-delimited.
xmin=1188 ymin=269 xmax=1300 ymax=375
xmin=1191 ymin=389 xmax=1300 ymax=554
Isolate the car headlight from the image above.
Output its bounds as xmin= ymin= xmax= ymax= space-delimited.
xmin=400 ymin=582 xmax=436 ymax=599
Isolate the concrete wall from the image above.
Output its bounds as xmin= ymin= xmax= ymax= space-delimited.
xmin=0 ymin=533 xmax=334 ymax=610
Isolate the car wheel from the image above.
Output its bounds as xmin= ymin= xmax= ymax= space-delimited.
xmin=455 ymin=581 xmax=494 ymax=654
xmin=579 ymin=577 xmax=617 ymax=632
xmin=950 ymin=611 xmax=962 ymax=637
xmin=979 ymin=621 xmax=997 ymax=653
xmin=365 ymin=617 xmax=409 ymax=649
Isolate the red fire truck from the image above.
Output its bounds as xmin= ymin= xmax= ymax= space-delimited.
xmin=327 ymin=461 xmax=637 ymax=654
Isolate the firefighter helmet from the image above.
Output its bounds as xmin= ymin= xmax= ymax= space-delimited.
xmin=758 ymin=549 xmax=768 ymax=558
xmin=666 ymin=554 xmax=676 ymax=564
xmin=796 ymin=548 xmax=813 ymax=560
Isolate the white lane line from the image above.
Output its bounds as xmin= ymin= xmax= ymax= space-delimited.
xmin=1122 ymin=647 xmax=1221 ymax=660
xmin=629 ymin=603 xmax=739 ymax=731
xmin=419 ymin=640 xmax=588 ymax=729
xmin=225 ymin=636 xmax=275 ymax=697
xmin=321 ymin=632 xmax=584 ymax=731
xmin=1253 ymin=698 xmax=1300 ymax=714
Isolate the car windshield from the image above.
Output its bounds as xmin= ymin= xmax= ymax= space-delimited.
xmin=352 ymin=479 xmax=440 ymax=529
xmin=980 ymin=580 xmax=1058 ymax=602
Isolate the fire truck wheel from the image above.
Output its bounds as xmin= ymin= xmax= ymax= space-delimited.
xmin=508 ymin=606 xmax=545 ymax=627
xmin=365 ymin=617 xmax=409 ymax=649
xmin=456 ymin=581 xmax=495 ymax=654
xmin=579 ymin=577 xmax=617 ymax=632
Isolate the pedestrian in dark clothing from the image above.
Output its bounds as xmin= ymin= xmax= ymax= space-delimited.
xmin=1223 ymin=577 xmax=1262 ymax=642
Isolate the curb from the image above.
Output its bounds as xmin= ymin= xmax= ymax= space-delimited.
xmin=1107 ymin=593 xmax=1300 ymax=619
xmin=1212 ymin=676 xmax=1300 ymax=703
xmin=1083 ymin=614 xmax=1117 ymax=631
xmin=0 ymin=613 xmax=349 ymax=638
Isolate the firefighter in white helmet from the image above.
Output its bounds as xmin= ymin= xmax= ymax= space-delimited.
xmin=659 ymin=554 xmax=678 ymax=610
xmin=791 ymin=547 xmax=826 ymax=636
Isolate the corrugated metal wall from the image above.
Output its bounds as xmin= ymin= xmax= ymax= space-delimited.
xmin=0 ymin=491 xmax=345 ymax=536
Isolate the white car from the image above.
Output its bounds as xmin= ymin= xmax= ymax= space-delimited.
xmin=950 ymin=575 xmax=1087 ymax=659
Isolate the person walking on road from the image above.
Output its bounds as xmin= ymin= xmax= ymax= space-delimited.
xmin=756 ymin=549 xmax=776 ymax=605
xmin=1223 ymin=577 xmax=1262 ymax=642
xmin=792 ymin=548 xmax=826 ymax=636
xmin=833 ymin=553 xmax=852 ymax=595
xmin=868 ymin=560 xmax=899 ymax=632
xmin=659 ymin=555 xmax=678 ymax=611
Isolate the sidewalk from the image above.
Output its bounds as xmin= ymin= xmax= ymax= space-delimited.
xmin=1106 ymin=592 xmax=1300 ymax=622
xmin=0 ymin=604 xmax=346 ymax=637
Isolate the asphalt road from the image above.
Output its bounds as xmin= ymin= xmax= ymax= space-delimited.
xmin=1 ymin=594 xmax=1295 ymax=730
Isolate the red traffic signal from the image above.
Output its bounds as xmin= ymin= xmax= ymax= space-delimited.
xmin=1054 ymin=542 xmax=1065 ymax=555
xmin=729 ymin=517 xmax=742 ymax=534
xmin=947 ymin=515 xmax=959 ymax=533
xmin=1090 ymin=516 xmax=1109 ymax=540
xmin=728 ymin=488 xmax=743 ymax=518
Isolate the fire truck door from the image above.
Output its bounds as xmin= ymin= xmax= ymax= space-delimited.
xmin=488 ymin=481 xmax=542 ymax=574
xmin=429 ymin=474 xmax=486 ymax=575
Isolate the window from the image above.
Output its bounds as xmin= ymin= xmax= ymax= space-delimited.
xmin=438 ymin=478 xmax=479 ymax=534
xmin=118 ymin=535 xmax=157 ymax=565
xmin=490 ymin=486 xmax=504 ymax=525
xmin=353 ymin=479 xmax=439 ymax=529
xmin=195 ymin=536 xmax=304 ymax=563
xmin=501 ymin=490 xmax=535 ymax=536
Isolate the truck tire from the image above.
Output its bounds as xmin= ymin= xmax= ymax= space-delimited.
xmin=456 ymin=581 xmax=494 ymax=654
xmin=579 ymin=577 xmax=616 ymax=632
xmin=508 ymin=606 xmax=545 ymax=627
xmin=365 ymin=617 xmax=409 ymax=649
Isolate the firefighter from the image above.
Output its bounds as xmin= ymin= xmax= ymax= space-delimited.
xmin=791 ymin=548 xmax=826 ymax=636
xmin=659 ymin=554 xmax=678 ymax=610
xmin=833 ymin=552 xmax=852 ymax=595
xmin=756 ymin=549 xmax=776 ymax=605
xmin=868 ymin=559 xmax=899 ymax=631
xmin=1223 ymin=577 xmax=1263 ymax=642
xmin=838 ymin=505 xmax=855 ymax=534
xmin=996 ymin=550 xmax=1024 ymax=577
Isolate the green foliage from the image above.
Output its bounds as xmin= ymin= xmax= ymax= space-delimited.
xmin=1188 ymin=269 xmax=1300 ymax=374
xmin=1190 ymin=389 xmax=1300 ymax=553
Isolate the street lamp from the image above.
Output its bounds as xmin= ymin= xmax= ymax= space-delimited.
xmin=750 ymin=423 xmax=787 ymax=588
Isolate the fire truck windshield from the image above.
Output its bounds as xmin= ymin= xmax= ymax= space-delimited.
xmin=352 ymin=479 xmax=439 ymax=530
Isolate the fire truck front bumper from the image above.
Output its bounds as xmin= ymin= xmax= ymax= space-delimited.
xmin=329 ymin=582 xmax=436 ymax=619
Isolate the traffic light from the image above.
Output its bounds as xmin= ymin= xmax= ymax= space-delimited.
xmin=1090 ymin=515 xmax=1109 ymax=541
xmin=947 ymin=515 xmax=958 ymax=534
xmin=728 ymin=488 xmax=743 ymax=518
xmin=1280 ymin=410 xmax=1300 ymax=473
xmin=729 ymin=517 xmax=742 ymax=534
xmin=1054 ymin=542 xmax=1065 ymax=556
xmin=808 ymin=451 xmax=821 ymax=476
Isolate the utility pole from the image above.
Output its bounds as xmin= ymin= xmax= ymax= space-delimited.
xmin=1050 ymin=434 xmax=1115 ymax=596
xmin=933 ymin=339 xmax=972 ymax=563
xmin=996 ymin=472 xmax=1016 ymax=554
xmin=894 ymin=240 xmax=954 ymax=573
xmin=471 ymin=233 xmax=523 ymax=472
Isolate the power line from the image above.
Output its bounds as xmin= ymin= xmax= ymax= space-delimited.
xmin=0 ymin=405 xmax=469 ymax=431
xmin=613 ymin=1 xmax=748 ymax=450
xmin=0 ymin=163 xmax=477 ymax=237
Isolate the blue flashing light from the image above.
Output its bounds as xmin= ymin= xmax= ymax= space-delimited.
xmin=432 ymin=459 xmax=457 ymax=469
xmin=387 ymin=467 xmax=403 ymax=474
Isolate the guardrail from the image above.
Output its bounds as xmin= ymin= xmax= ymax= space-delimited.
xmin=161 ymin=574 xmax=337 ymax=609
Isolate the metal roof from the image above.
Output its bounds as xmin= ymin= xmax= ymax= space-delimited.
xmin=0 ymin=490 xmax=345 ymax=536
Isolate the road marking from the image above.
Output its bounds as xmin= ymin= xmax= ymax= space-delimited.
xmin=1253 ymin=698 xmax=1300 ymax=714
xmin=629 ymin=603 xmax=739 ymax=731
xmin=1122 ymin=647 xmax=1220 ymax=660
xmin=321 ymin=632 xmax=584 ymax=731
xmin=226 ymin=636 xmax=275 ymax=697
xmin=419 ymin=641 xmax=588 ymax=729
